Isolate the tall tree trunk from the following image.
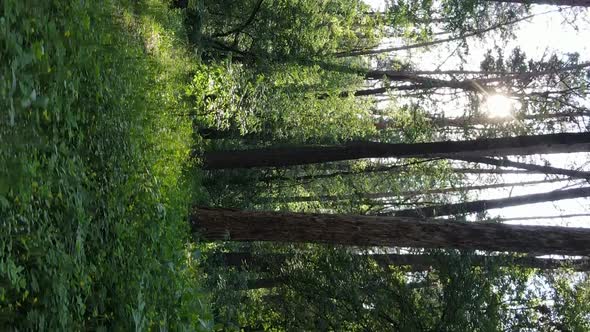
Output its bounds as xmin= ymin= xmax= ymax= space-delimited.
xmin=497 ymin=213 xmax=590 ymax=222
xmin=246 ymin=277 xmax=285 ymax=290
xmin=357 ymin=62 xmax=590 ymax=97
xmin=427 ymin=111 xmax=590 ymax=128
xmin=394 ymin=187 xmax=590 ymax=218
xmin=213 ymin=252 xmax=590 ymax=271
xmin=343 ymin=82 xmax=588 ymax=98
xmin=452 ymin=168 xmax=539 ymax=175
xmin=318 ymin=62 xmax=590 ymax=98
xmin=265 ymin=178 xmax=566 ymax=203
xmin=202 ymin=132 xmax=590 ymax=169
xmin=262 ymin=161 xmax=430 ymax=182
xmin=191 ymin=208 xmax=590 ymax=256
xmin=332 ymin=83 xmax=434 ymax=98
xmin=456 ymin=156 xmax=590 ymax=180
xmin=334 ymin=10 xmax=554 ymax=57
xmin=210 ymin=0 xmax=265 ymax=38
xmin=365 ymin=62 xmax=590 ymax=84
xmin=197 ymin=127 xmax=270 ymax=140
xmin=246 ymin=276 xmax=428 ymax=290
xmin=363 ymin=73 xmax=483 ymax=93
xmin=484 ymin=0 xmax=590 ymax=6
xmin=266 ymin=167 xmax=538 ymax=183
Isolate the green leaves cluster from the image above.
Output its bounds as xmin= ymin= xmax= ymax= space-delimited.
xmin=189 ymin=61 xmax=376 ymax=144
xmin=188 ymin=62 xmax=266 ymax=135
xmin=201 ymin=0 xmax=381 ymax=61
xmin=209 ymin=248 xmax=542 ymax=331
xmin=550 ymin=274 xmax=590 ymax=331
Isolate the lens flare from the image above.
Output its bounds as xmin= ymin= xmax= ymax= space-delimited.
xmin=485 ymin=94 xmax=514 ymax=118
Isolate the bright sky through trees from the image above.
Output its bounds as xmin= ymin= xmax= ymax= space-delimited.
xmin=485 ymin=94 xmax=515 ymax=118
xmin=364 ymin=0 xmax=590 ymax=228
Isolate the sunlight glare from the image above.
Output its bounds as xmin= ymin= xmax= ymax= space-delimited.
xmin=485 ymin=94 xmax=514 ymax=118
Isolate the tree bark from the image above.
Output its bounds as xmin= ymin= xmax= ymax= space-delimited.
xmin=484 ymin=0 xmax=590 ymax=6
xmin=213 ymin=252 xmax=590 ymax=271
xmin=497 ymin=213 xmax=590 ymax=222
xmin=211 ymin=0 xmax=265 ymax=38
xmin=246 ymin=276 xmax=428 ymax=290
xmin=321 ymin=62 xmax=590 ymax=98
xmin=456 ymin=156 xmax=590 ymax=180
xmin=452 ymin=168 xmax=539 ymax=175
xmin=365 ymin=62 xmax=590 ymax=85
xmin=197 ymin=127 xmax=269 ymax=140
xmin=334 ymin=11 xmax=552 ymax=57
xmin=359 ymin=64 xmax=589 ymax=96
xmin=394 ymin=186 xmax=590 ymax=218
xmin=266 ymin=167 xmax=537 ymax=183
xmin=191 ymin=208 xmax=590 ymax=256
xmin=263 ymin=178 xmax=566 ymax=203
xmin=423 ymin=111 xmax=590 ymax=128
xmin=362 ymin=73 xmax=484 ymax=93
xmin=258 ymin=159 xmax=440 ymax=183
xmin=246 ymin=277 xmax=285 ymax=290
xmin=202 ymin=132 xmax=590 ymax=169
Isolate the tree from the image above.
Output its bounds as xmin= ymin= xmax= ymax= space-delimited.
xmin=393 ymin=186 xmax=590 ymax=217
xmin=455 ymin=156 xmax=590 ymax=180
xmin=263 ymin=165 xmax=540 ymax=183
xmin=212 ymin=252 xmax=590 ymax=272
xmin=333 ymin=10 xmax=546 ymax=57
xmin=264 ymin=178 xmax=567 ymax=203
xmin=202 ymin=132 xmax=590 ymax=169
xmin=426 ymin=111 xmax=590 ymax=128
xmin=497 ymin=213 xmax=590 ymax=222
xmin=343 ymin=60 xmax=590 ymax=97
xmin=192 ymin=208 xmax=590 ymax=255
xmin=232 ymin=248 xmax=548 ymax=331
xmin=190 ymin=2 xmax=590 ymax=330
xmin=365 ymin=51 xmax=590 ymax=141
xmin=484 ymin=0 xmax=590 ymax=6
xmin=200 ymin=0 xmax=381 ymax=62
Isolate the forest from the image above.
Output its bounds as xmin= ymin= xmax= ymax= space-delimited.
xmin=1 ymin=0 xmax=590 ymax=330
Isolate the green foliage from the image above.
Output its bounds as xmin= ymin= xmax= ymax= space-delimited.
xmin=0 ymin=0 xmax=211 ymax=329
xmin=377 ymin=104 xmax=436 ymax=143
xmin=551 ymin=274 xmax=590 ymax=331
xmin=188 ymin=61 xmax=266 ymax=135
xmin=200 ymin=0 xmax=381 ymax=61
xmin=189 ymin=61 xmax=376 ymax=144
xmin=205 ymin=247 xmax=544 ymax=331
xmin=440 ymin=0 xmax=525 ymax=37
xmin=385 ymin=0 xmax=434 ymax=42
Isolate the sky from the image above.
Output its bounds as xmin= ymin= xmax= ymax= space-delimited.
xmin=363 ymin=1 xmax=590 ymax=230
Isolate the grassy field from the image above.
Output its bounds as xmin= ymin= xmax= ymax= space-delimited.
xmin=0 ymin=0 xmax=213 ymax=329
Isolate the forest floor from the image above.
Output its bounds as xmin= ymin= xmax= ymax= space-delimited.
xmin=1 ymin=0 xmax=214 ymax=329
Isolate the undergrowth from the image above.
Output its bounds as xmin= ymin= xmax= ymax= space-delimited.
xmin=0 ymin=0 xmax=212 ymax=329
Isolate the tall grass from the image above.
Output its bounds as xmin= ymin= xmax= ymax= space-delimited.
xmin=0 ymin=0 xmax=211 ymax=329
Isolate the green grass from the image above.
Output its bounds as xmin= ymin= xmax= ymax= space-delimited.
xmin=0 ymin=0 xmax=212 ymax=329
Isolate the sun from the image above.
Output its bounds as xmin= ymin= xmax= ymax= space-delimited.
xmin=484 ymin=94 xmax=514 ymax=118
